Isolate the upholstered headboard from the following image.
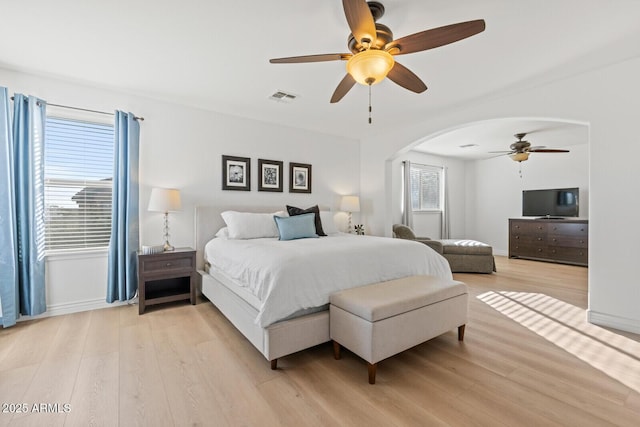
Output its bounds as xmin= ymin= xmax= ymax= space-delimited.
xmin=194 ymin=205 xmax=288 ymax=270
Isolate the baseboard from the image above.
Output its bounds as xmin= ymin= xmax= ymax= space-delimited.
xmin=587 ymin=309 xmax=640 ymax=335
xmin=14 ymin=298 xmax=130 ymax=323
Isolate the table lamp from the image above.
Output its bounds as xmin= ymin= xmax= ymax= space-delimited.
xmin=340 ymin=195 xmax=360 ymax=234
xmin=148 ymin=187 xmax=182 ymax=251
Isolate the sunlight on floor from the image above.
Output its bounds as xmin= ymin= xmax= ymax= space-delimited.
xmin=477 ymin=291 xmax=640 ymax=393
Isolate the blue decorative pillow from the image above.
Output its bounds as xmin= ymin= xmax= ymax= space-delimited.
xmin=274 ymin=213 xmax=319 ymax=241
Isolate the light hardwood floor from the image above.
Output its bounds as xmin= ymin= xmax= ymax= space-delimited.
xmin=1 ymin=256 xmax=639 ymax=426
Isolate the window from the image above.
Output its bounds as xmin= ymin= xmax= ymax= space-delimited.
xmin=410 ymin=164 xmax=443 ymax=211
xmin=44 ymin=117 xmax=114 ymax=251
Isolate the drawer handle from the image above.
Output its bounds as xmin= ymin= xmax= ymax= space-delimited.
xmin=537 ymin=248 xmax=543 ymax=252
xmin=537 ymin=237 xmax=542 ymax=241
xmin=552 ymin=238 xmax=557 ymax=242
xmin=166 ymin=262 xmax=172 ymax=267
xmin=580 ymin=240 xmax=584 ymax=244
xmin=515 ymin=236 xmax=519 ymax=239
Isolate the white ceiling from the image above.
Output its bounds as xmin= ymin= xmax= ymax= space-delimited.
xmin=412 ymin=119 xmax=589 ymax=160
xmin=1 ymin=1 xmax=640 ymax=146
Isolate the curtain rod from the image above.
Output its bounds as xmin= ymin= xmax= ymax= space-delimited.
xmin=409 ymin=161 xmax=445 ymax=170
xmin=10 ymin=96 xmax=144 ymax=121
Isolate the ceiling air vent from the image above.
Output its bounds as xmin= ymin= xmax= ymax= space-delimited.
xmin=269 ymin=90 xmax=298 ymax=103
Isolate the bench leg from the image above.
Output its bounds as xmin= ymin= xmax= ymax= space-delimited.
xmin=368 ymin=363 xmax=377 ymax=385
xmin=270 ymin=359 xmax=278 ymax=370
xmin=458 ymin=324 xmax=466 ymax=341
xmin=333 ymin=340 xmax=341 ymax=360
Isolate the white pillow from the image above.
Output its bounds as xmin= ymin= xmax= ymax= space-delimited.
xmin=220 ymin=211 xmax=288 ymax=239
xmin=319 ymin=211 xmax=339 ymax=235
xmin=215 ymin=227 xmax=229 ymax=239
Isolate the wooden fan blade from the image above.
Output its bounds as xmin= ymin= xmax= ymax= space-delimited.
xmin=270 ymin=54 xmax=351 ymax=64
xmin=330 ymin=74 xmax=356 ymax=103
xmin=342 ymin=0 xmax=377 ymax=44
xmin=387 ymin=62 xmax=427 ymax=93
xmin=528 ymin=148 xmax=570 ymax=153
xmin=388 ymin=19 xmax=486 ymax=55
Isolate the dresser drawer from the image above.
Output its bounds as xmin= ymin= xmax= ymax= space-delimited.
xmin=511 ymin=221 xmax=547 ymax=234
xmin=548 ymin=235 xmax=587 ymax=248
xmin=548 ymin=222 xmax=588 ymax=237
xmin=549 ymin=247 xmax=588 ymax=264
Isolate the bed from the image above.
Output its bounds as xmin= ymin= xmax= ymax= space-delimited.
xmin=194 ymin=206 xmax=452 ymax=369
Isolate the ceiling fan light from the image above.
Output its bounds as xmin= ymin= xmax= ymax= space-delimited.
xmin=346 ymin=49 xmax=395 ymax=86
xmin=510 ymin=152 xmax=530 ymax=162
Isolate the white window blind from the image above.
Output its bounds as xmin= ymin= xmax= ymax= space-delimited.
xmin=44 ymin=117 xmax=114 ymax=251
xmin=410 ymin=164 xmax=442 ymax=211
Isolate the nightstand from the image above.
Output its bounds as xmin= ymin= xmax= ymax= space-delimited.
xmin=137 ymin=247 xmax=196 ymax=314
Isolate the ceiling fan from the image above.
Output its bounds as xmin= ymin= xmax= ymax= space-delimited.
xmin=269 ymin=0 xmax=486 ymax=115
xmin=492 ymin=133 xmax=570 ymax=162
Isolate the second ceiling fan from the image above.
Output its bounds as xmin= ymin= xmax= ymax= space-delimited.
xmin=492 ymin=133 xmax=570 ymax=163
xmin=269 ymin=0 xmax=486 ymax=106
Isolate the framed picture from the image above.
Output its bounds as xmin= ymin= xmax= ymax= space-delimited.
xmin=222 ymin=155 xmax=251 ymax=191
xmin=289 ymin=162 xmax=312 ymax=193
xmin=258 ymin=159 xmax=283 ymax=192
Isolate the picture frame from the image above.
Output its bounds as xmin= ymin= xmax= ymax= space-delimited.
xmin=222 ymin=155 xmax=251 ymax=191
xmin=258 ymin=159 xmax=283 ymax=192
xmin=289 ymin=162 xmax=312 ymax=193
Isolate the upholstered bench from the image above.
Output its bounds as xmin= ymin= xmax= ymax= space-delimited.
xmin=330 ymin=275 xmax=468 ymax=384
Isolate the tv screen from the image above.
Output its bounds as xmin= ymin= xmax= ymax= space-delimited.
xmin=522 ymin=188 xmax=579 ymax=218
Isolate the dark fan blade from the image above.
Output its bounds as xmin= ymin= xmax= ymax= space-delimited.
xmin=270 ymin=54 xmax=351 ymax=64
xmin=342 ymin=0 xmax=377 ymax=44
xmin=387 ymin=62 xmax=427 ymax=93
xmin=330 ymin=74 xmax=356 ymax=103
xmin=528 ymin=148 xmax=570 ymax=153
xmin=388 ymin=19 xmax=486 ymax=55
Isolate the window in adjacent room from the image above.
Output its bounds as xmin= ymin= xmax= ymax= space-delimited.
xmin=410 ymin=163 xmax=443 ymax=211
xmin=44 ymin=117 xmax=114 ymax=252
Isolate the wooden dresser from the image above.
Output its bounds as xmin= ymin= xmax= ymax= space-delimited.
xmin=509 ymin=218 xmax=588 ymax=266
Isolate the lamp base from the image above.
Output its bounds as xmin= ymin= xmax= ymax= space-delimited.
xmin=163 ymin=242 xmax=175 ymax=252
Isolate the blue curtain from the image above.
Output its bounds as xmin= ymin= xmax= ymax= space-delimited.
xmin=107 ymin=111 xmax=140 ymax=303
xmin=0 ymin=93 xmax=48 ymax=326
xmin=0 ymin=87 xmax=19 ymax=327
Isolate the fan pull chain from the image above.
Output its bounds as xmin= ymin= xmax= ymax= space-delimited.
xmin=518 ymin=162 xmax=523 ymax=178
xmin=368 ymin=83 xmax=372 ymax=124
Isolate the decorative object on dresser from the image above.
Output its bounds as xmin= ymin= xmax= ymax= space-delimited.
xmin=258 ymin=159 xmax=283 ymax=192
xmin=222 ymin=155 xmax=251 ymax=191
xmin=354 ymin=224 xmax=365 ymax=235
xmin=340 ymin=195 xmax=360 ymax=233
xmin=148 ymin=187 xmax=182 ymax=251
xmin=289 ymin=162 xmax=312 ymax=193
xmin=509 ymin=218 xmax=588 ymax=266
xmin=137 ymin=247 xmax=196 ymax=314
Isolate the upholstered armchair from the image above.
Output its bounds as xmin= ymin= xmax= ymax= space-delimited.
xmin=392 ymin=224 xmax=443 ymax=254
xmin=392 ymin=224 xmax=496 ymax=273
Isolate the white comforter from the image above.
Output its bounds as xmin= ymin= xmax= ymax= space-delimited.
xmin=205 ymin=233 xmax=452 ymax=327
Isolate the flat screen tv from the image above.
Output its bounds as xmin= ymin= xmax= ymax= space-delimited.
xmin=522 ymin=188 xmax=579 ymax=218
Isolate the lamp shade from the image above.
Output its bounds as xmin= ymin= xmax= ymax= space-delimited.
xmin=346 ymin=50 xmax=395 ymax=86
xmin=510 ymin=152 xmax=530 ymax=162
xmin=340 ymin=195 xmax=361 ymax=212
xmin=148 ymin=188 xmax=182 ymax=213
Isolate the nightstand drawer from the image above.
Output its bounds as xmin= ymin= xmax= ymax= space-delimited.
xmin=143 ymin=257 xmax=193 ymax=273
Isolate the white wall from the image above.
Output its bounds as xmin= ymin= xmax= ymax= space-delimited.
xmin=466 ymin=142 xmax=589 ymax=255
xmin=390 ymin=151 xmax=467 ymax=239
xmin=360 ymin=56 xmax=640 ymax=334
xmin=1 ymin=68 xmax=360 ymax=317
